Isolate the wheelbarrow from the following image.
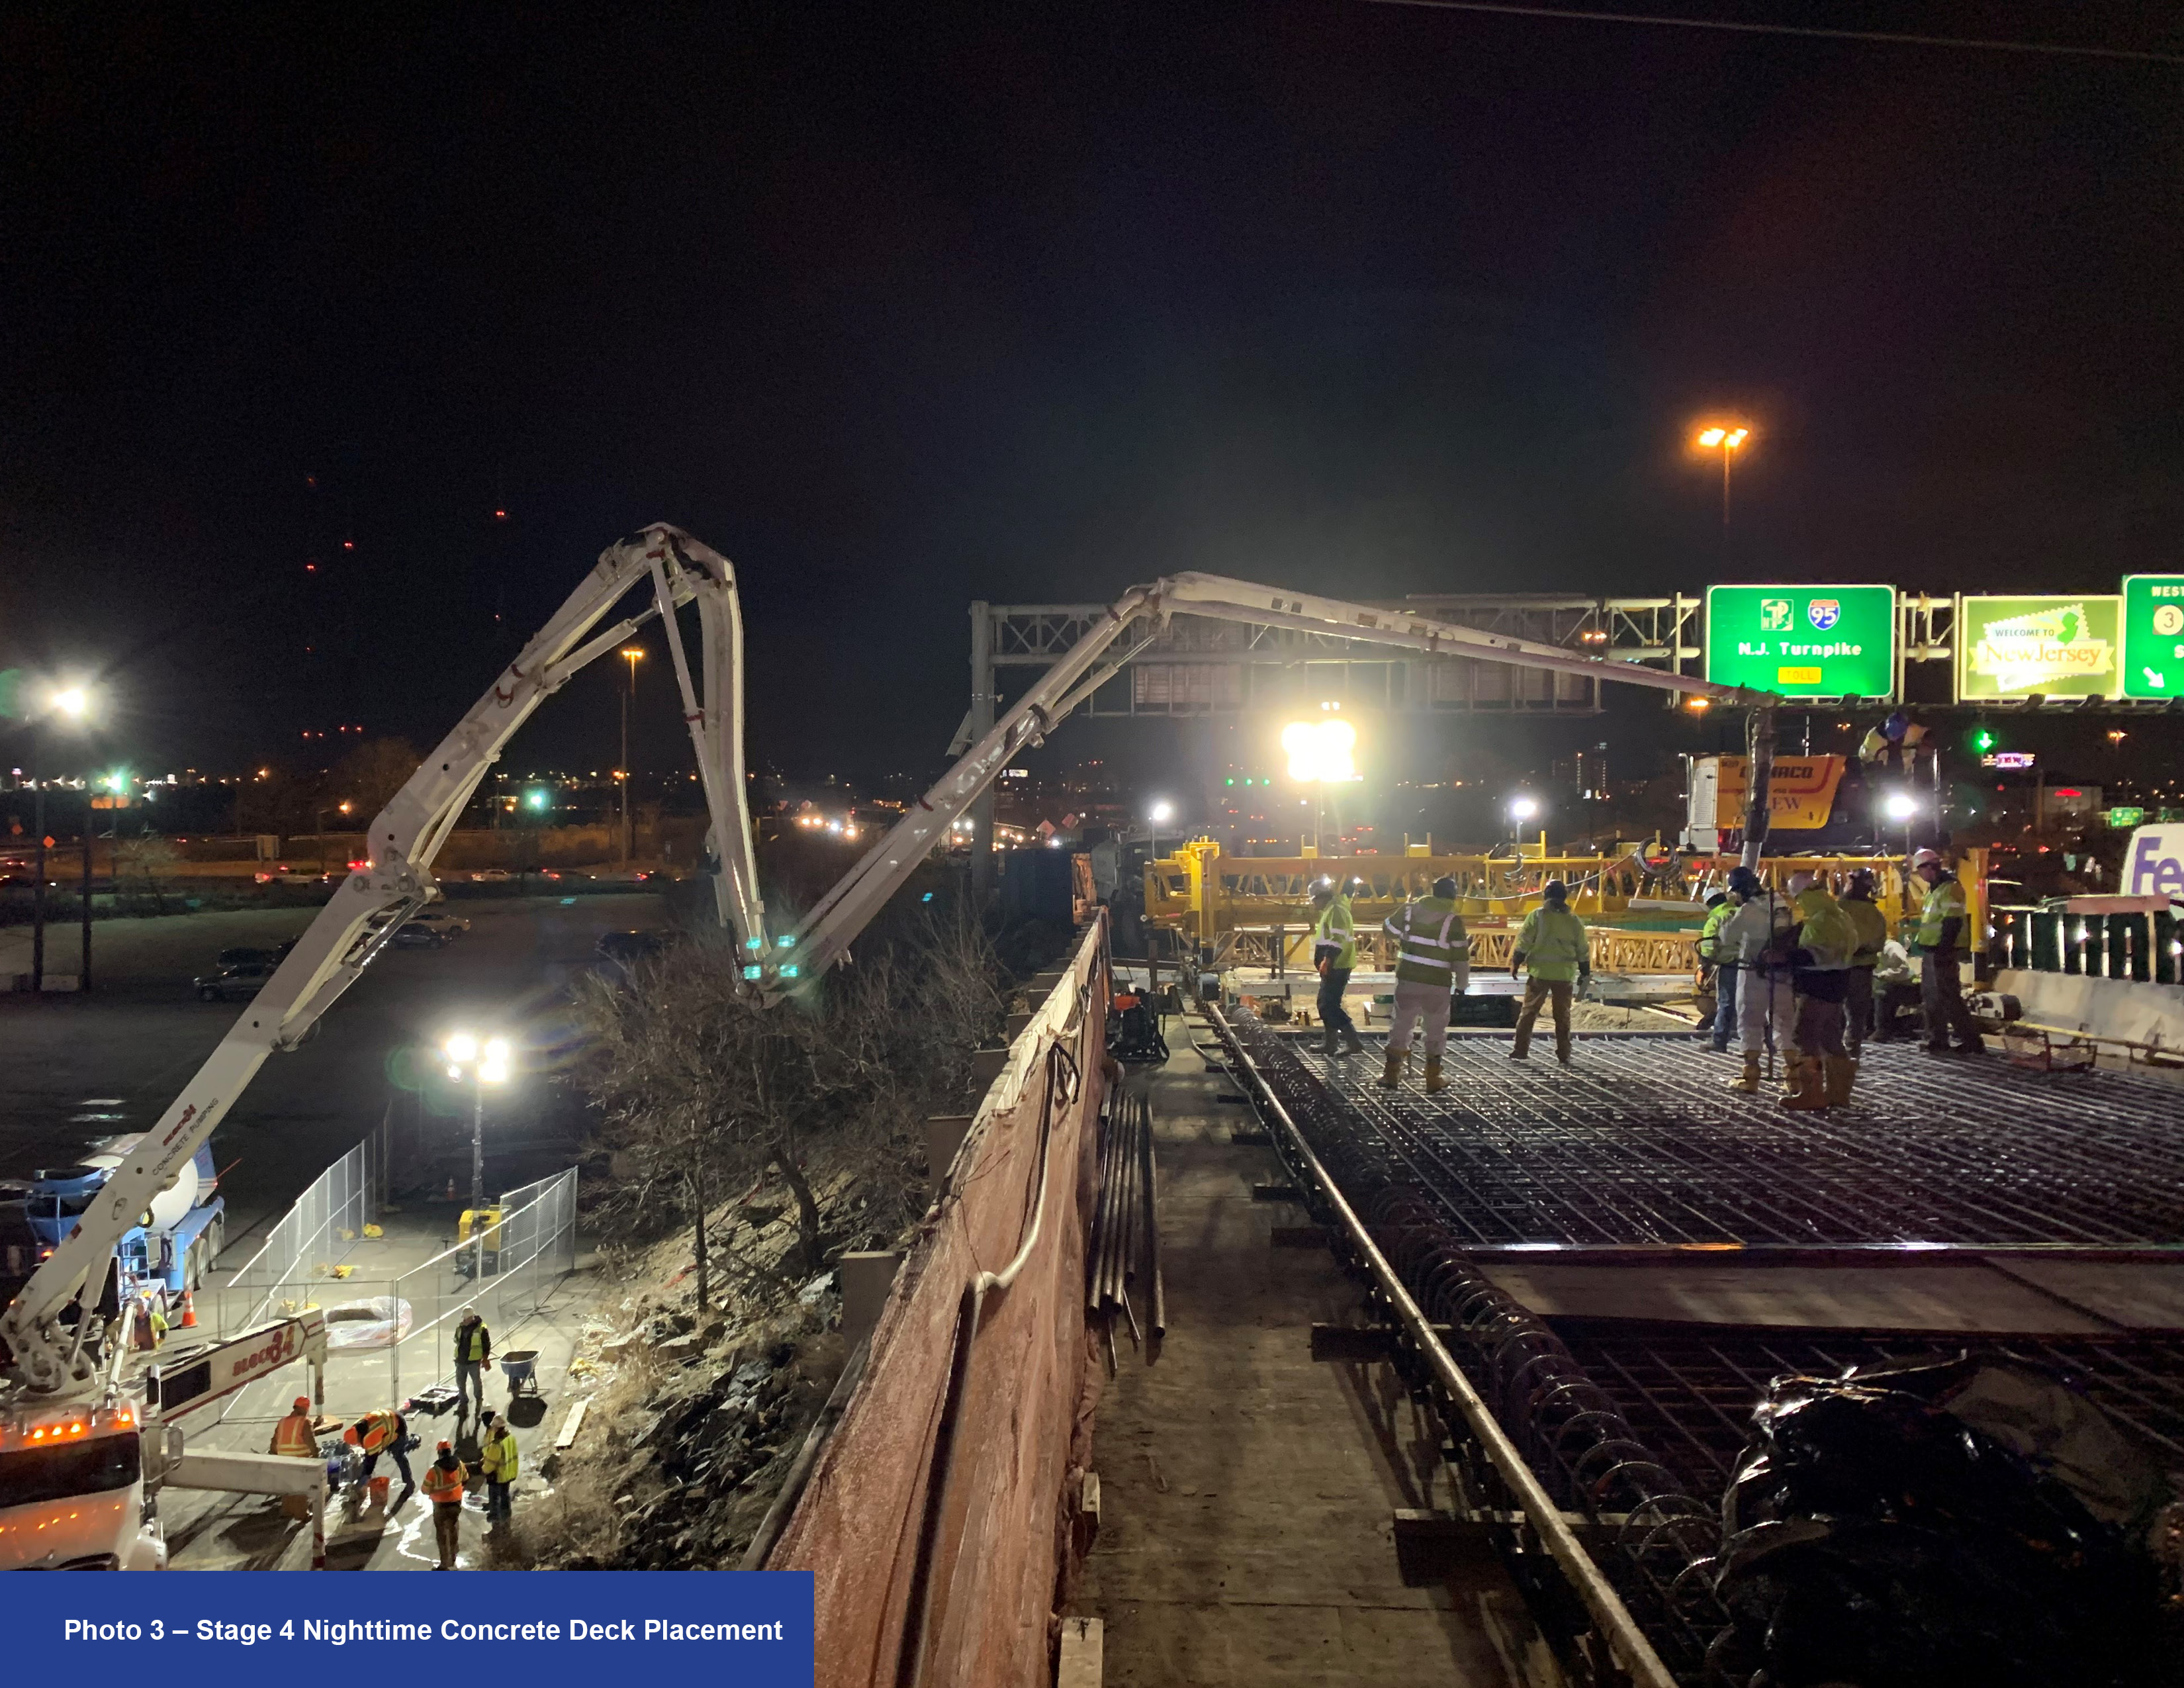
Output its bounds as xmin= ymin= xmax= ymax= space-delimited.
xmin=500 ymin=1350 xmax=543 ymax=1399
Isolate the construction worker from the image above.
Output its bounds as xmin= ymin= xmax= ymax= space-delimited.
xmin=1784 ymin=872 xmax=1858 ymax=1109
xmin=422 ymin=1438 xmax=468 ymax=1570
xmin=1308 ymin=878 xmax=1367 ymax=1058
xmin=453 ymin=1307 xmax=493 ymax=1415
xmin=271 ymin=1395 xmax=317 ymax=1459
xmin=1510 ymin=881 xmax=1587 ymax=1064
xmin=1379 ymin=875 xmax=1470 ymax=1092
xmin=1717 ymin=866 xmax=1796 ymax=1094
xmin=343 ymin=1403 xmax=416 ymax=1511
xmin=271 ymin=1394 xmax=319 ymax=1520
xmin=1841 ymin=868 xmax=1889 ymax=1056
xmin=478 ymin=1409 xmax=520 ymax=1524
xmin=1697 ymin=887 xmax=1739 ymax=1053
xmin=1909 ymin=847 xmax=1983 ymax=1055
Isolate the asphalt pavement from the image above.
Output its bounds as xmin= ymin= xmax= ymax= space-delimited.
xmin=0 ymin=892 xmax=668 ymax=1249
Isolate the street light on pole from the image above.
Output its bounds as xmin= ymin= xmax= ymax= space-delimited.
xmin=619 ymin=647 xmax=645 ymax=865
xmin=28 ymin=681 xmax=95 ymax=995
xmin=1148 ymin=799 xmax=1174 ymax=861
xmin=443 ymin=1032 xmax=512 ymax=1248
xmin=1884 ymin=790 xmax=1919 ymax=915
xmin=1508 ymin=793 xmax=1541 ymax=857
xmin=1692 ymin=422 xmax=1751 ymax=555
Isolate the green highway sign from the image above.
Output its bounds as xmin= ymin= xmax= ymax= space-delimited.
xmin=2122 ymin=575 xmax=2184 ymax=699
xmin=1957 ymin=594 xmax=2120 ymax=700
xmin=1704 ymin=585 xmax=1896 ymax=698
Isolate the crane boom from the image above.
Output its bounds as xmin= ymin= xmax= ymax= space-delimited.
xmin=1 ymin=524 xmax=764 ymax=1392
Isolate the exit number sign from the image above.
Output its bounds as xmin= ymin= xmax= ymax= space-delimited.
xmin=2122 ymin=575 xmax=2184 ymax=698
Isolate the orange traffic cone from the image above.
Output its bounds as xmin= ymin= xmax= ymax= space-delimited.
xmin=178 ymin=1291 xmax=199 ymax=1329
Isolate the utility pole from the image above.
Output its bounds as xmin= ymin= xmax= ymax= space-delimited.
xmin=619 ymin=647 xmax=643 ymax=865
xmin=30 ymin=758 xmax=45 ymax=994
xmin=79 ymin=802 xmax=92 ymax=994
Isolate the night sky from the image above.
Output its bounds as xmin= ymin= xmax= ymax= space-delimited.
xmin=3 ymin=4 xmax=2181 ymax=787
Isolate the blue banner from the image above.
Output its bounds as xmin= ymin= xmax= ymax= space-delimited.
xmin=7 ymin=1571 xmax=813 ymax=1688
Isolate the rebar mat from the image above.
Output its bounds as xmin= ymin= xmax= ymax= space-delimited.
xmin=1242 ymin=1017 xmax=2184 ymax=1246
xmin=1558 ymin=1328 xmax=2184 ymax=1503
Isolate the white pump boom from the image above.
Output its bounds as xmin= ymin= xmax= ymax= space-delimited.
xmin=2 ymin=538 xmax=1771 ymax=1393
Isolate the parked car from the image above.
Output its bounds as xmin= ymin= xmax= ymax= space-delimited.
xmin=215 ymin=939 xmax=296 ymax=970
xmin=388 ymin=921 xmax=449 ymax=949
xmin=194 ymin=961 xmax=273 ymax=1002
xmin=252 ymin=865 xmax=327 ymax=886
xmin=414 ymin=911 xmax=469 ymax=938
xmin=471 ymin=868 xmax=514 ymax=883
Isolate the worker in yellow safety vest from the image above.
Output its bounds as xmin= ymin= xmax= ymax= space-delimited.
xmin=1909 ymin=847 xmax=1983 ymax=1056
xmin=1309 ymin=878 xmax=1367 ymax=1060
xmin=1784 ymin=872 xmax=1859 ymax=1111
xmin=1841 ymin=869 xmax=1889 ymax=1057
xmin=1378 ymin=875 xmax=1471 ymax=1093
xmin=422 ymin=1440 xmax=469 ymax=1570
xmin=1510 ymin=881 xmax=1588 ymax=1065
xmin=478 ymin=1409 xmax=520 ymax=1524
xmin=453 ymin=1307 xmax=494 ymax=1417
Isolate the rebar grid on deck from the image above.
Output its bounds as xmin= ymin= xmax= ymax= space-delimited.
xmin=1253 ymin=1023 xmax=2184 ymax=1247
xmin=1559 ymin=1329 xmax=2184 ymax=1503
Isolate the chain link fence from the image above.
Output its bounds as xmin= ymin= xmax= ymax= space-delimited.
xmin=208 ymin=1141 xmax=373 ymax=1338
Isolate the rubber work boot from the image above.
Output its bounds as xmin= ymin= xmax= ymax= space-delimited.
xmin=1823 ymin=1055 xmax=1856 ymax=1109
xmin=1378 ymin=1048 xmax=1404 ymax=1089
xmin=1321 ymin=1025 xmax=1340 ymax=1057
xmin=1726 ymin=1052 xmax=1761 ymax=1094
xmin=1340 ymin=1027 xmax=1368 ymax=1056
xmin=1424 ymin=1056 xmax=1446 ymax=1093
xmin=1776 ymin=1053 xmax=1805 ymax=1102
xmin=1784 ymin=1056 xmax=1830 ymax=1111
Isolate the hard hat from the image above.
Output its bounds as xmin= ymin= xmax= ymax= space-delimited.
xmin=1726 ymin=866 xmax=1762 ymax=896
xmin=1541 ymin=880 xmax=1569 ymax=902
xmin=343 ymin=1426 xmax=361 ymax=1446
xmin=437 ymin=1440 xmax=453 ymax=1452
xmin=1786 ymin=871 xmax=1816 ymax=895
xmin=1310 ymin=878 xmax=1335 ymax=898
xmin=1432 ymin=876 xmax=1458 ymax=900
xmin=1848 ymin=868 xmax=1877 ymax=892
xmin=1910 ymin=848 xmax=1942 ymax=869
xmin=1704 ymin=890 xmax=1727 ymax=908
xmin=293 ymin=1396 xmax=312 ymax=1413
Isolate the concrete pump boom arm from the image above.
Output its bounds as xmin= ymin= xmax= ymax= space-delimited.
xmin=782 ymin=572 xmax=1769 ymax=982
xmin=1 ymin=524 xmax=766 ymax=1393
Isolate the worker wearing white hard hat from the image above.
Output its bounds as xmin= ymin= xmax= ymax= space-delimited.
xmin=1909 ymin=849 xmax=1982 ymax=1056
xmin=1717 ymin=868 xmax=1795 ymax=1095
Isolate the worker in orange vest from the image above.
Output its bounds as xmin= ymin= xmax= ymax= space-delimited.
xmin=343 ymin=1404 xmax=416 ymax=1512
xmin=269 ymin=1395 xmax=318 ymax=1521
xmin=422 ymin=1440 xmax=468 ymax=1570
xmin=270 ymin=1396 xmax=317 ymax=1458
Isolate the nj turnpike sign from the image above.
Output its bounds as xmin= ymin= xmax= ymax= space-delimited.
xmin=1704 ymin=586 xmax=1895 ymax=698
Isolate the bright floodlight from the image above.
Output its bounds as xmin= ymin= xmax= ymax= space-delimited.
xmin=1508 ymin=794 xmax=1540 ymax=821
xmin=479 ymin=1061 xmax=510 ymax=1085
xmin=444 ymin=1033 xmax=479 ymax=1065
xmin=48 ymin=686 xmax=88 ymax=718
xmin=483 ymin=1037 xmax=510 ymax=1065
xmin=1696 ymin=427 xmax=1726 ymax=448
xmin=1884 ymin=791 xmax=1918 ymax=822
xmin=1282 ymin=718 xmax=1359 ymax=783
xmin=1149 ymin=800 xmax=1175 ymax=824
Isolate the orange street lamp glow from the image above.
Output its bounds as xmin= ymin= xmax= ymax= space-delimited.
xmin=1692 ymin=420 xmax=1753 ymax=541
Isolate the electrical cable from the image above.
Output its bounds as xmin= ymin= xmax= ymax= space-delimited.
xmin=1363 ymin=0 xmax=2184 ymax=66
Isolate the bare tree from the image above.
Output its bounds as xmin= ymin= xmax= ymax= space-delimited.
xmin=570 ymin=910 xmax=1006 ymax=1307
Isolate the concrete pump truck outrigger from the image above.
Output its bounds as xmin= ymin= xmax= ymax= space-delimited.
xmin=0 ymin=524 xmax=1774 ymax=1571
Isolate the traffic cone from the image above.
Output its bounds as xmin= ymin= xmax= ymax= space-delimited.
xmin=178 ymin=1290 xmax=199 ymax=1329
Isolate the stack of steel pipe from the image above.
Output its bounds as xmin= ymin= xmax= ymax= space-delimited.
xmin=1087 ymin=1089 xmax=1165 ymax=1367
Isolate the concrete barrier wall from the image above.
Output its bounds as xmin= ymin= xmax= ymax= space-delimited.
xmin=1997 ymin=966 xmax=2184 ymax=1053
xmin=772 ymin=917 xmax=1111 ymax=1688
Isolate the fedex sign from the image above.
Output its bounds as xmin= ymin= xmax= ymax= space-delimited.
xmin=2125 ymin=827 xmax=2184 ymax=900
